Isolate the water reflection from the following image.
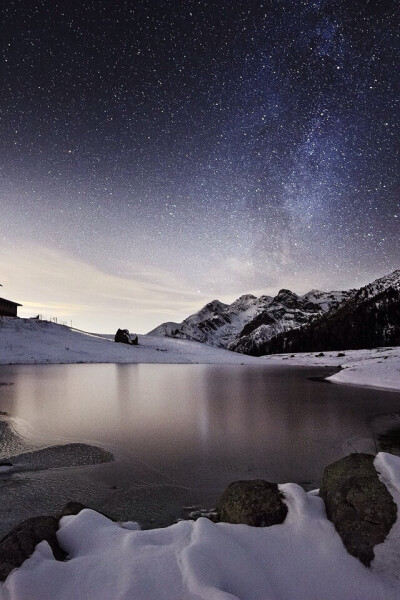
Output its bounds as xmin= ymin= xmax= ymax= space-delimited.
xmin=1 ymin=363 xmax=400 ymax=500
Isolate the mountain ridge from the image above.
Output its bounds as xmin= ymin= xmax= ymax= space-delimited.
xmin=148 ymin=269 xmax=400 ymax=355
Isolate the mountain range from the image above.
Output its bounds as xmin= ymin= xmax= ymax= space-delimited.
xmin=148 ymin=269 xmax=400 ymax=356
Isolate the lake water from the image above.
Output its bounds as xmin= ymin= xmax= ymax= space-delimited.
xmin=1 ymin=363 xmax=400 ymax=514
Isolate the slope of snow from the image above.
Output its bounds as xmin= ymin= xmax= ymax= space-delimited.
xmin=0 ymin=317 xmax=262 ymax=365
xmin=147 ymin=321 xmax=180 ymax=337
xmin=2 ymin=453 xmax=400 ymax=599
xmin=262 ymin=347 xmax=400 ymax=392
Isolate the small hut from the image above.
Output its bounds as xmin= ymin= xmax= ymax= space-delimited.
xmin=0 ymin=285 xmax=22 ymax=317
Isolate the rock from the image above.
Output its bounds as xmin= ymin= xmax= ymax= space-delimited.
xmin=0 ymin=460 xmax=13 ymax=474
xmin=59 ymin=501 xmax=87 ymax=518
xmin=216 ymin=479 xmax=288 ymax=527
xmin=319 ymin=453 xmax=397 ymax=566
xmin=315 ymin=352 xmax=325 ymax=357
xmin=337 ymin=352 xmax=346 ymax=357
xmin=114 ymin=328 xmax=137 ymax=345
xmin=0 ymin=516 xmax=65 ymax=581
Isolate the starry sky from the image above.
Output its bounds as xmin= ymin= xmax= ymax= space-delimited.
xmin=1 ymin=0 xmax=399 ymax=332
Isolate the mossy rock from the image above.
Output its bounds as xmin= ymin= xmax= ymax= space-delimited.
xmin=319 ymin=453 xmax=397 ymax=566
xmin=216 ymin=479 xmax=287 ymax=527
xmin=0 ymin=516 xmax=65 ymax=581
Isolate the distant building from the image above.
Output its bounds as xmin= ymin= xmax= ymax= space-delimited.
xmin=0 ymin=297 xmax=22 ymax=317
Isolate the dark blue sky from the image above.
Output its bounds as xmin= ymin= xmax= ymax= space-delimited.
xmin=1 ymin=0 xmax=399 ymax=331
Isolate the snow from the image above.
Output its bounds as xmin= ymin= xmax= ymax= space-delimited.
xmin=373 ymin=453 xmax=400 ymax=578
xmin=0 ymin=317 xmax=262 ymax=365
xmin=2 ymin=453 xmax=400 ymax=599
xmin=262 ymin=346 xmax=400 ymax=392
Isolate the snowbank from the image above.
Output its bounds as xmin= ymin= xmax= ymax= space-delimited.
xmin=2 ymin=452 xmax=400 ymax=599
xmin=263 ymin=346 xmax=400 ymax=392
xmin=0 ymin=318 xmax=261 ymax=365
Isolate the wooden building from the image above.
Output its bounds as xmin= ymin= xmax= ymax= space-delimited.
xmin=0 ymin=297 xmax=22 ymax=317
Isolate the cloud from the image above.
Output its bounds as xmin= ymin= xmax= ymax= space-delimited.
xmin=0 ymin=244 xmax=210 ymax=332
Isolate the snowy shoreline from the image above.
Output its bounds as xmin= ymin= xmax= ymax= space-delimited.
xmin=0 ymin=317 xmax=400 ymax=392
xmin=261 ymin=346 xmax=400 ymax=393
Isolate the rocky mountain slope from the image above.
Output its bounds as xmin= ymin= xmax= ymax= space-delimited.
xmin=148 ymin=287 xmax=353 ymax=351
xmin=148 ymin=295 xmax=272 ymax=348
xmin=228 ymin=288 xmax=353 ymax=354
xmin=255 ymin=270 xmax=400 ymax=356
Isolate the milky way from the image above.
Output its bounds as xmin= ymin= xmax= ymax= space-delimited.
xmin=1 ymin=0 xmax=399 ymax=329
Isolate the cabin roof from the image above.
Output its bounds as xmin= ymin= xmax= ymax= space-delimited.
xmin=0 ymin=297 xmax=22 ymax=307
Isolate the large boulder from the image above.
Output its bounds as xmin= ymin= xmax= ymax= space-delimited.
xmin=114 ymin=328 xmax=138 ymax=345
xmin=0 ymin=516 xmax=65 ymax=581
xmin=216 ymin=479 xmax=288 ymax=526
xmin=319 ymin=453 xmax=397 ymax=565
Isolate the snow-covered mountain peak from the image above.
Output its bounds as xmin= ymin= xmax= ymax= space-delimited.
xmin=273 ymin=289 xmax=299 ymax=306
xmin=188 ymin=300 xmax=228 ymax=324
xmin=230 ymin=294 xmax=257 ymax=307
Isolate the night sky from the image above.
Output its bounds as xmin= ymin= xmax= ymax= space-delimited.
xmin=1 ymin=0 xmax=399 ymax=332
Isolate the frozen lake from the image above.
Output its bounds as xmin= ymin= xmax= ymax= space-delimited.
xmin=1 ymin=363 xmax=400 ymax=518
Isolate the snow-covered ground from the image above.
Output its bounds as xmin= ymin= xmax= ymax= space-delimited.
xmin=1 ymin=452 xmax=400 ymax=600
xmin=262 ymin=347 xmax=400 ymax=392
xmin=0 ymin=318 xmax=262 ymax=365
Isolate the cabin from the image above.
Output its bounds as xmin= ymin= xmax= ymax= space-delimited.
xmin=0 ymin=297 xmax=22 ymax=317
